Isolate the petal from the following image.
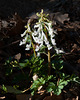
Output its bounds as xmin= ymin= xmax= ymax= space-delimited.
xmin=25 ymin=42 xmax=31 ymax=50
xmin=34 ymin=24 xmax=40 ymax=28
xmin=21 ymin=30 xmax=27 ymax=37
xmin=55 ymin=48 xmax=65 ymax=54
xmin=25 ymin=47 xmax=30 ymax=50
xmin=47 ymin=44 xmax=52 ymax=50
xmin=51 ymin=39 xmax=56 ymax=45
xmin=37 ymin=52 xmax=40 ymax=57
xmin=19 ymin=41 xmax=23 ymax=46
xmin=48 ymin=46 xmax=52 ymax=50
xmin=35 ymin=45 xmax=40 ymax=51
xmin=27 ymin=24 xmax=31 ymax=32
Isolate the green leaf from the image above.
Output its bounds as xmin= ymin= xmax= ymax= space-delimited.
xmin=40 ymin=45 xmax=46 ymax=51
xmin=59 ymin=65 xmax=63 ymax=70
xmin=31 ymin=80 xmax=39 ymax=89
xmin=47 ymin=87 xmax=52 ymax=92
xmin=60 ymin=81 xmax=68 ymax=86
xmin=60 ymin=60 xmax=63 ymax=64
xmin=56 ymin=88 xmax=61 ymax=95
xmin=47 ymin=75 xmax=53 ymax=81
xmin=40 ymin=59 xmax=44 ymax=65
xmin=31 ymin=91 xmax=35 ymax=96
xmin=52 ymin=63 xmax=55 ymax=69
xmin=2 ymin=86 xmax=22 ymax=94
xmin=48 ymin=82 xmax=55 ymax=87
xmin=58 ymin=85 xmax=64 ymax=89
xmin=19 ymin=63 xmax=26 ymax=67
xmin=2 ymin=85 xmax=7 ymax=92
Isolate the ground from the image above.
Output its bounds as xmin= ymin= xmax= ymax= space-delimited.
xmin=0 ymin=0 xmax=80 ymax=100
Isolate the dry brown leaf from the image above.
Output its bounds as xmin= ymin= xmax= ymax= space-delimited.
xmin=14 ymin=53 xmax=21 ymax=61
xmin=43 ymin=93 xmax=63 ymax=100
xmin=53 ymin=12 xmax=70 ymax=24
xmin=7 ymin=13 xmax=25 ymax=36
xmin=2 ymin=21 xmax=9 ymax=28
xmin=16 ymin=94 xmax=32 ymax=100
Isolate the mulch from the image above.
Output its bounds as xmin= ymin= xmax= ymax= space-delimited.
xmin=0 ymin=0 xmax=80 ymax=100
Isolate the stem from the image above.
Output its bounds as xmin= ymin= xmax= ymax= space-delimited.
xmin=48 ymin=50 xmax=51 ymax=75
xmin=44 ymin=25 xmax=51 ymax=75
xmin=57 ymin=78 xmax=60 ymax=86
xmin=30 ymin=33 xmax=37 ymax=58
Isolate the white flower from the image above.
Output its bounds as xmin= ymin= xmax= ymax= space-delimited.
xmin=51 ymin=34 xmax=55 ymax=38
xmin=26 ymin=43 xmax=31 ymax=48
xmin=51 ymin=39 xmax=56 ymax=45
xmin=44 ymin=25 xmax=52 ymax=35
xmin=19 ymin=34 xmax=28 ymax=46
xmin=44 ymin=22 xmax=52 ymax=26
xmin=53 ymin=29 xmax=57 ymax=34
xmin=19 ymin=41 xmax=23 ymax=46
xmin=35 ymin=45 xmax=40 ymax=51
xmin=41 ymin=30 xmax=47 ymax=41
xmin=21 ymin=30 xmax=27 ymax=37
xmin=34 ymin=24 xmax=41 ymax=28
xmin=20 ymin=34 xmax=31 ymax=51
xmin=45 ymin=40 xmax=49 ymax=45
xmin=25 ymin=42 xmax=31 ymax=50
xmin=21 ymin=23 xmax=32 ymax=38
xmin=37 ymin=52 xmax=40 ymax=57
xmin=32 ymin=36 xmax=37 ymax=42
xmin=47 ymin=44 xmax=52 ymax=50
xmin=20 ymin=11 xmax=59 ymax=52
xmin=19 ymin=39 xmax=26 ymax=46
xmin=48 ymin=27 xmax=54 ymax=37
xmin=32 ymin=30 xmax=38 ymax=36
xmin=48 ymin=46 xmax=52 ymax=50
xmin=55 ymin=48 xmax=65 ymax=54
xmin=25 ymin=47 xmax=30 ymax=50
xmin=27 ymin=24 xmax=31 ymax=32
xmin=24 ymin=34 xmax=28 ymax=41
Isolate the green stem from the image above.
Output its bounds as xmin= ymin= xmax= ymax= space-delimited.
xmin=57 ymin=78 xmax=60 ymax=86
xmin=48 ymin=50 xmax=51 ymax=75
xmin=44 ymin=25 xmax=51 ymax=75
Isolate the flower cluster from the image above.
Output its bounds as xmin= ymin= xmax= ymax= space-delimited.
xmin=19 ymin=9 xmax=64 ymax=54
xmin=19 ymin=24 xmax=32 ymax=50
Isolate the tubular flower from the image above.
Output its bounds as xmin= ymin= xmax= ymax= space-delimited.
xmin=19 ymin=23 xmax=32 ymax=50
xmin=19 ymin=9 xmax=65 ymax=54
xmin=19 ymin=34 xmax=28 ymax=46
xmin=32 ymin=15 xmax=56 ymax=51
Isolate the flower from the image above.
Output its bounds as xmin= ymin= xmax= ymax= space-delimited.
xmin=25 ymin=42 xmax=31 ymax=50
xmin=55 ymin=48 xmax=65 ymax=54
xmin=37 ymin=52 xmax=40 ymax=57
xmin=26 ymin=23 xmax=31 ymax=32
xmin=32 ymin=20 xmax=55 ymax=51
xmin=21 ymin=30 xmax=27 ymax=37
xmin=51 ymin=38 xmax=56 ymax=45
xmin=47 ymin=44 xmax=52 ymax=50
xmin=35 ymin=45 xmax=40 ymax=51
xmin=45 ymin=40 xmax=49 ymax=45
xmin=34 ymin=24 xmax=41 ymax=29
xmin=19 ymin=41 xmax=23 ymax=46
xmin=19 ymin=34 xmax=28 ymax=46
xmin=25 ymin=47 xmax=30 ymax=50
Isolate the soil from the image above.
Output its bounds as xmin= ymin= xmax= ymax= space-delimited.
xmin=0 ymin=0 xmax=80 ymax=100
